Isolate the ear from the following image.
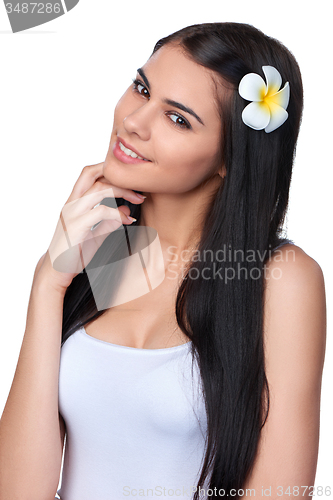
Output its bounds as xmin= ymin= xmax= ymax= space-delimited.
xmin=218 ymin=164 xmax=227 ymax=179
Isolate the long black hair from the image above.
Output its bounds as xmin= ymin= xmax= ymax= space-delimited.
xmin=61 ymin=23 xmax=303 ymax=498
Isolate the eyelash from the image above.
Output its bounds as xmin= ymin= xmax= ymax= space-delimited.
xmin=132 ymin=78 xmax=192 ymax=130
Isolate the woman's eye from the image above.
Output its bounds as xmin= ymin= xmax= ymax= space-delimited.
xmin=168 ymin=113 xmax=191 ymax=129
xmin=132 ymin=79 xmax=149 ymax=98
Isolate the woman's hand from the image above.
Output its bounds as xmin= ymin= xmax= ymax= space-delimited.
xmin=34 ymin=162 xmax=145 ymax=293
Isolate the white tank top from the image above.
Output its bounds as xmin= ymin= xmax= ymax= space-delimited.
xmin=57 ymin=327 xmax=209 ymax=500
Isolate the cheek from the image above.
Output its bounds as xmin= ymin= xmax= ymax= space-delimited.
xmin=113 ymin=88 xmax=134 ymax=123
xmin=157 ymin=131 xmax=220 ymax=179
xmin=113 ymin=97 xmax=126 ymax=124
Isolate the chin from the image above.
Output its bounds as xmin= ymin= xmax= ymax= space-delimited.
xmin=102 ymin=161 xmax=144 ymax=192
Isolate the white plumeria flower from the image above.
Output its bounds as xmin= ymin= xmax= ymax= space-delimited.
xmin=238 ymin=66 xmax=290 ymax=133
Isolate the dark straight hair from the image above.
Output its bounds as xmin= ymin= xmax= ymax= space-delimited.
xmin=61 ymin=23 xmax=303 ymax=498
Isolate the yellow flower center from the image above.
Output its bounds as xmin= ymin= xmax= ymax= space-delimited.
xmin=259 ymin=86 xmax=267 ymax=101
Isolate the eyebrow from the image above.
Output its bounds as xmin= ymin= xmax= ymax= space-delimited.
xmin=136 ymin=67 xmax=205 ymax=126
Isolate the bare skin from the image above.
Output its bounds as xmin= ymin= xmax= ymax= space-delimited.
xmin=87 ymin=44 xmax=226 ymax=349
xmin=0 ymin=45 xmax=227 ymax=497
xmin=0 ymin=163 xmax=145 ymax=498
xmin=243 ymin=244 xmax=326 ymax=498
xmin=0 ymin=42 xmax=326 ymax=499
xmin=86 ymin=44 xmax=327 ymax=497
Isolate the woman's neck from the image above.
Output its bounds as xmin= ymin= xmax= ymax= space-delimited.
xmin=138 ymin=173 xmax=222 ymax=259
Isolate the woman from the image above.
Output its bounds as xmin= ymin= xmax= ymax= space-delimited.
xmin=0 ymin=22 xmax=326 ymax=500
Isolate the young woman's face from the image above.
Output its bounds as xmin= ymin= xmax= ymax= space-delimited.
xmin=103 ymin=44 xmax=224 ymax=193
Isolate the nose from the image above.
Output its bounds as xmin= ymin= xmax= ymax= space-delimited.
xmin=123 ymin=104 xmax=152 ymax=141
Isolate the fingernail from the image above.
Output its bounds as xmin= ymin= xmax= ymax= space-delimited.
xmin=135 ymin=193 xmax=146 ymax=199
xmin=127 ymin=216 xmax=137 ymax=223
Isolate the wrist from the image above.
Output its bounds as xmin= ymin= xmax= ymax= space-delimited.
xmin=32 ymin=251 xmax=71 ymax=297
xmin=33 ymin=271 xmax=68 ymax=298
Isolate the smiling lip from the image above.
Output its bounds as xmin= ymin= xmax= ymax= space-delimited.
xmin=113 ymin=137 xmax=150 ymax=164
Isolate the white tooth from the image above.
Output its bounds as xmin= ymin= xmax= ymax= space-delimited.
xmin=120 ymin=141 xmax=146 ymax=160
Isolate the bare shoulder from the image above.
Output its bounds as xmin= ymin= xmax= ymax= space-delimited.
xmin=263 ymin=242 xmax=326 ymax=388
xmin=265 ymin=243 xmax=324 ymax=285
xmin=243 ymin=245 xmax=327 ymax=489
xmin=264 ymin=244 xmax=326 ymax=316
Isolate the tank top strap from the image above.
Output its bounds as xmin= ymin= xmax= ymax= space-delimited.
xmin=272 ymin=238 xmax=295 ymax=252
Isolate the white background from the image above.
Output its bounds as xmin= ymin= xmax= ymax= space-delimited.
xmin=0 ymin=0 xmax=331 ymax=488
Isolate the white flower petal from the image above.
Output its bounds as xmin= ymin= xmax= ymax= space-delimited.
xmin=262 ymin=66 xmax=282 ymax=96
xmin=264 ymin=102 xmax=288 ymax=133
xmin=242 ymin=101 xmax=270 ymax=130
xmin=267 ymin=82 xmax=290 ymax=110
xmin=239 ymin=73 xmax=267 ymax=102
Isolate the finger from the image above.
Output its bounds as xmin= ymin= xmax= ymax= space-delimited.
xmin=67 ymin=186 xmax=119 ymax=216
xmin=84 ymin=180 xmax=146 ymax=208
xmin=118 ymin=205 xmax=131 ymax=218
xmin=84 ymin=179 xmax=146 ymax=205
xmin=88 ymin=218 xmax=124 ymax=240
xmin=63 ymin=186 xmax=143 ymax=230
xmin=66 ymin=164 xmax=146 ymax=206
xmin=66 ymin=163 xmax=105 ymax=203
xmin=88 ymin=208 xmax=135 ymax=235
xmin=83 ymin=204 xmax=135 ymax=230
xmin=63 ymin=191 xmax=139 ymax=231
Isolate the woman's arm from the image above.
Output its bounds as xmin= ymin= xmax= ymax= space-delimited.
xmin=243 ymin=244 xmax=326 ymax=499
xmin=0 ymin=163 xmax=143 ymax=499
xmin=0 ymin=252 xmax=66 ymax=499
